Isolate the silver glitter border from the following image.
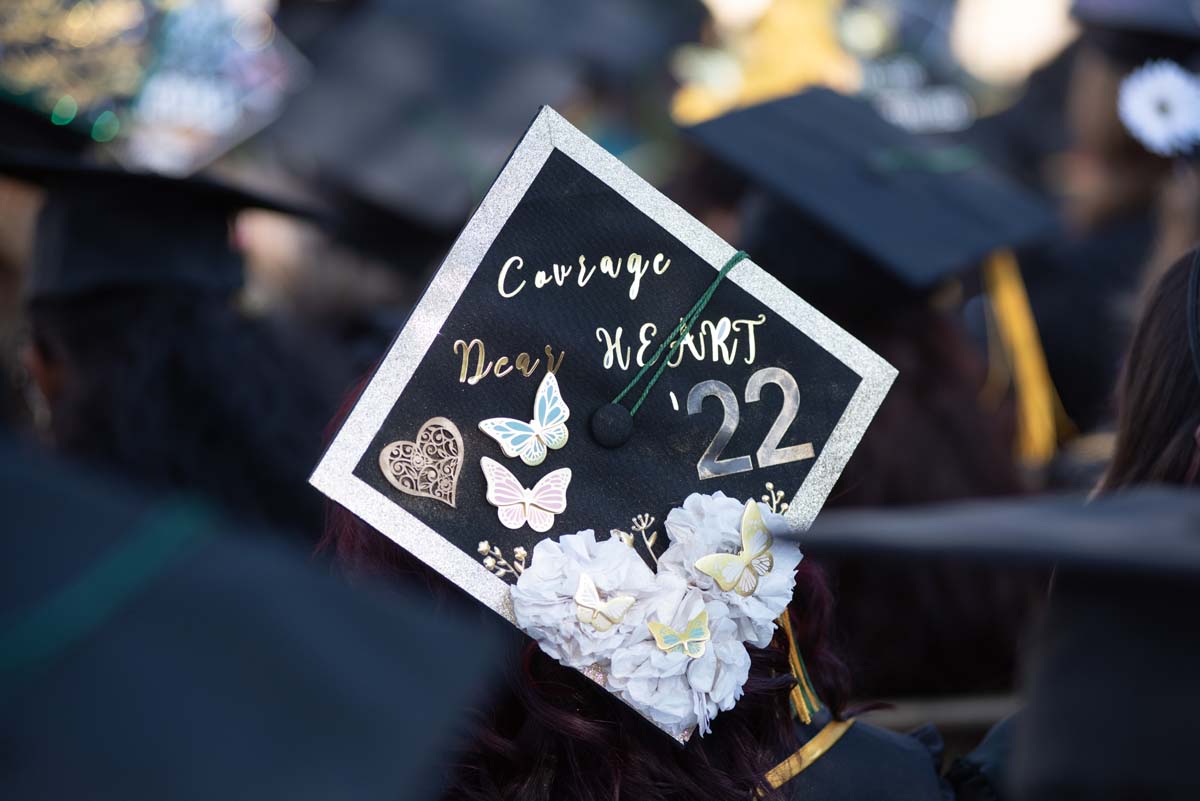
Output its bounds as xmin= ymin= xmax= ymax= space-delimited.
xmin=309 ymin=107 xmax=895 ymax=736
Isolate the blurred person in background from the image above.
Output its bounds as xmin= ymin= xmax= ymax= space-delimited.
xmin=0 ymin=104 xmax=94 ymax=431
xmin=681 ymin=89 xmax=1055 ymax=700
xmin=1100 ymin=248 xmax=1200 ymax=493
xmin=938 ymin=247 xmax=1200 ymax=801
xmin=7 ymin=153 xmax=352 ymax=546
xmin=999 ymin=0 xmax=1200 ymax=435
xmin=0 ymin=394 xmax=500 ymax=800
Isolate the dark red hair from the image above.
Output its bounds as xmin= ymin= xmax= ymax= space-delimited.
xmin=317 ymin=378 xmax=851 ymax=801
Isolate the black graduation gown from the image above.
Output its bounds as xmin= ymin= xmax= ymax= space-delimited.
xmin=764 ymin=706 xmax=953 ymax=800
xmin=0 ymin=437 xmax=497 ymax=800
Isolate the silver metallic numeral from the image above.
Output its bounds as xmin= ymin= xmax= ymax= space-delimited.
xmin=687 ymin=380 xmax=754 ymax=479
xmin=686 ymin=368 xmax=815 ymax=480
xmin=744 ymin=367 xmax=815 ymax=469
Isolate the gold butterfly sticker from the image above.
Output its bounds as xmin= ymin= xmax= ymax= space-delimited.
xmin=647 ymin=609 xmax=711 ymax=659
xmin=693 ymin=500 xmax=774 ymax=597
xmin=574 ymin=573 xmax=635 ymax=632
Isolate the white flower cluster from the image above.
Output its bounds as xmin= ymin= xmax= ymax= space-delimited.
xmin=1118 ymin=60 xmax=1200 ymax=157
xmin=509 ymin=492 xmax=803 ymax=739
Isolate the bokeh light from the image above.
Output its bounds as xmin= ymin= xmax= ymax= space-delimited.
xmin=50 ymin=95 xmax=79 ymax=126
xmin=952 ymin=0 xmax=1077 ymax=85
xmin=91 ymin=110 xmax=121 ymax=142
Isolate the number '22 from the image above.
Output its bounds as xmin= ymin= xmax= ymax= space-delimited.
xmin=686 ymin=367 xmax=815 ymax=480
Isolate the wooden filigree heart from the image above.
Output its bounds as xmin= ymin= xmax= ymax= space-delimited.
xmin=378 ymin=417 xmax=463 ymax=508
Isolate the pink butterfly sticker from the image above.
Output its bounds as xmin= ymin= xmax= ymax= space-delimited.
xmin=479 ymin=457 xmax=572 ymax=533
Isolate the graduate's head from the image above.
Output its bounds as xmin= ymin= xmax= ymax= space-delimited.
xmin=9 ymin=154 xmax=344 ymax=537
xmin=317 ymin=375 xmax=852 ymax=801
xmin=321 ymin=490 xmax=850 ymax=801
xmin=1103 ymin=248 xmax=1200 ymax=491
xmin=1064 ymin=0 xmax=1200 ymax=228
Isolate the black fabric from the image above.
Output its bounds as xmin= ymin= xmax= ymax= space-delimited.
xmin=1073 ymin=0 xmax=1200 ymax=42
xmin=1020 ymin=212 xmax=1155 ymax=431
xmin=685 ymin=88 xmax=1054 ymax=291
xmin=0 ymin=102 xmax=89 ymax=154
xmin=0 ymin=149 xmax=319 ymax=300
xmin=799 ymin=487 xmax=1200 ymax=578
xmin=271 ymin=0 xmax=580 ymax=231
xmin=785 ymin=488 xmax=1200 ymax=800
xmin=947 ymin=714 xmax=1016 ymax=801
xmin=30 ymin=187 xmax=243 ymax=300
xmin=349 ymin=147 xmax=862 ymax=569
xmin=779 ymin=709 xmax=952 ymax=801
xmin=0 ymin=438 xmax=498 ymax=800
xmin=1014 ymin=573 xmax=1200 ymax=801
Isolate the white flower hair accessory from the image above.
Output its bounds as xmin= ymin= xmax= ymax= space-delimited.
xmin=659 ymin=492 xmax=803 ymax=648
xmin=1118 ymin=60 xmax=1200 ymax=157
xmin=510 ymin=529 xmax=657 ymax=669
xmin=509 ymin=492 xmax=803 ymax=740
xmin=607 ymin=573 xmax=751 ymax=738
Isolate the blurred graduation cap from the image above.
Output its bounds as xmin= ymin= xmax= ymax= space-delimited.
xmin=0 ymin=436 xmax=499 ymax=800
xmin=400 ymin=0 xmax=702 ymax=84
xmin=0 ymin=0 xmax=306 ymax=176
xmin=789 ymin=488 xmax=1200 ymax=800
xmin=0 ymin=150 xmax=322 ymax=302
xmin=0 ymin=100 xmax=91 ymax=156
xmin=269 ymin=0 xmax=582 ymax=238
xmin=683 ymin=88 xmax=1055 ymax=301
xmin=1073 ymin=0 xmax=1200 ymax=41
xmin=1073 ymin=0 xmax=1200 ymax=66
xmin=685 ymin=87 xmax=1068 ymax=466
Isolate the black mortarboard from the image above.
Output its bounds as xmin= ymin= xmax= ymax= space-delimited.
xmin=1073 ymin=0 xmax=1200 ymax=67
xmin=270 ymin=0 xmax=581 ymax=233
xmin=1073 ymin=0 xmax=1200 ymax=41
xmin=683 ymin=88 xmax=1054 ymax=297
xmin=791 ymin=488 xmax=1200 ymax=800
xmin=0 ymin=101 xmax=90 ymax=156
xmin=312 ymin=106 xmax=896 ymax=740
xmin=0 ymin=437 xmax=499 ymax=800
xmin=0 ymin=151 xmax=316 ymax=301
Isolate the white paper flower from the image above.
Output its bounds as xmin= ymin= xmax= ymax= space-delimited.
xmin=658 ymin=492 xmax=803 ymax=648
xmin=1119 ymin=60 xmax=1200 ymax=157
xmin=607 ymin=573 xmax=750 ymax=738
xmin=511 ymin=530 xmax=658 ymax=669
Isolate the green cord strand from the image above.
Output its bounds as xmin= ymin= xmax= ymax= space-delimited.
xmin=611 ymin=250 xmax=748 ymax=416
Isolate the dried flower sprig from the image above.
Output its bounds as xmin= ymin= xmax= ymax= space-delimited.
xmin=612 ymin=513 xmax=661 ymax=568
xmin=477 ymin=540 xmax=527 ymax=579
xmin=761 ymin=482 xmax=790 ymax=514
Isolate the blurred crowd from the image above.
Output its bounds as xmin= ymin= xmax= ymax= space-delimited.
xmin=3 ymin=1 xmax=1200 ymax=799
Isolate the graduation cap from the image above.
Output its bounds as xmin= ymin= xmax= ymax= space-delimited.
xmin=312 ymin=106 xmax=896 ymax=740
xmin=1073 ymin=0 xmax=1200 ymax=68
xmin=0 ymin=100 xmax=90 ymax=156
xmin=270 ymin=0 xmax=582 ymax=234
xmin=1073 ymin=0 xmax=1200 ymax=42
xmin=0 ymin=150 xmax=319 ymax=301
xmin=0 ymin=0 xmax=306 ymax=175
xmin=788 ymin=489 xmax=1200 ymax=800
xmin=398 ymin=0 xmax=702 ymax=84
xmin=682 ymin=88 xmax=1054 ymax=300
xmin=0 ymin=437 xmax=499 ymax=800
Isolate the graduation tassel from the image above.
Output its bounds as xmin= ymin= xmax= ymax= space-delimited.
xmin=981 ymin=250 xmax=1075 ymax=466
xmin=777 ymin=610 xmax=820 ymax=724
